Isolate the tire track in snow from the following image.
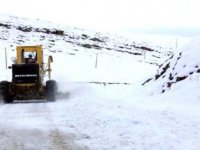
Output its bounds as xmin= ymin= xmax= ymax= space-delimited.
xmin=48 ymin=129 xmax=80 ymax=150
xmin=0 ymin=101 xmax=88 ymax=150
xmin=44 ymin=103 xmax=86 ymax=150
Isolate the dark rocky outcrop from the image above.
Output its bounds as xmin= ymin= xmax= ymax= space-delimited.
xmin=155 ymin=63 xmax=170 ymax=80
xmin=17 ymin=26 xmax=32 ymax=32
xmin=90 ymin=37 xmax=103 ymax=42
xmin=0 ymin=23 xmax=11 ymax=29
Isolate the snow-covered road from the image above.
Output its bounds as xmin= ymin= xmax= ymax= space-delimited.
xmin=0 ymin=100 xmax=88 ymax=150
xmin=1 ymin=83 xmax=200 ymax=150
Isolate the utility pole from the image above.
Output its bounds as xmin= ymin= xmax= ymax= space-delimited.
xmin=5 ymin=48 xmax=7 ymax=69
xmin=95 ymin=53 xmax=98 ymax=69
xmin=176 ymin=38 xmax=178 ymax=50
xmin=143 ymin=50 xmax=146 ymax=60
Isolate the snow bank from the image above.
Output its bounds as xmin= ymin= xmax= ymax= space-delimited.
xmin=143 ymin=37 xmax=200 ymax=94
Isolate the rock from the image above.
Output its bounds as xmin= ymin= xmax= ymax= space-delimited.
xmin=82 ymin=44 xmax=92 ymax=48
xmin=17 ymin=26 xmax=32 ymax=32
xmin=0 ymin=23 xmax=11 ymax=29
xmin=176 ymin=76 xmax=187 ymax=82
xmin=90 ymin=37 xmax=103 ymax=42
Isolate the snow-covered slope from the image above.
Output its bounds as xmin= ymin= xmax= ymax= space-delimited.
xmin=0 ymin=14 xmax=171 ymax=62
xmin=143 ymin=38 xmax=200 ymax=95
xmin=0 ymin=14 xmax=172 ymax=84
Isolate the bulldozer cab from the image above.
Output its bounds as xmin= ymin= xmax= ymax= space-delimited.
xmin=15 ymin=46 xmax=53 ymax=79
xmin=11 ymin=46 xmax=44 ymax=85
xmin=16 ymin=46 xmax=43 ymax=65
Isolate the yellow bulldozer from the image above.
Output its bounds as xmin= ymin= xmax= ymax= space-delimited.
xmin=0 ymin=45 xmax=57 ymax=103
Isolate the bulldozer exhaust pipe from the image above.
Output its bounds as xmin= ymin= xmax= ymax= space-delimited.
xmin=48 ymin=56 xmax=53 ymax=79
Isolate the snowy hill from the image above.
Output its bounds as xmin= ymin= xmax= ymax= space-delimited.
xmin=0 ymin=14 xmax=173 ymax=85
xmin=0 ymin=15 xmax=171 ymax=59
xmin=1 ymin=14 xmax=200 ymax=150
xmin=0 ymin=14 xmax=171 ymax=60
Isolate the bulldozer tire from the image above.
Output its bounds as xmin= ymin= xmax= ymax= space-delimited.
xmin=46 ymin=80 xmax=57 ymax=102
xmin=0 ymin=81 xmax=13 ymax=103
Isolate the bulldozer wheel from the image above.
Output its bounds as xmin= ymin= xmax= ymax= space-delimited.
xmin=0 ymin=81 xmax=13 ymax=103
xmin=46 ymin=80 xmax=57 ymax=102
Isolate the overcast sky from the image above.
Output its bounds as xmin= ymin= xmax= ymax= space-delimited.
xmin=0 ymin=0 xmax=199 ymax=35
